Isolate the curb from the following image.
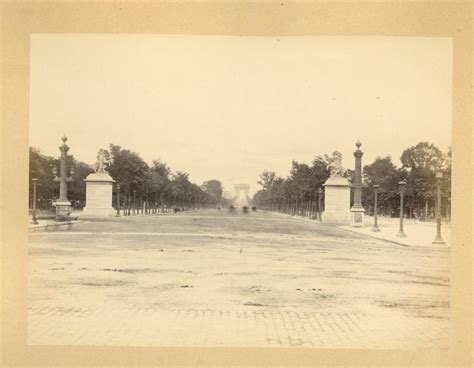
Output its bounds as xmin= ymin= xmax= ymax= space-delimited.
xmin=28 ymin=220 xmax=86 ymax=231
xmin=336 ymin=226 xmax=411 ymax=247
xmin=262 ymin=210 xmax=446 ymax=250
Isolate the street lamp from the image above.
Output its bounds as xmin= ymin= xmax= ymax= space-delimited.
xmin=396 ymin=180 xmax=407 ymax=237
xmin=133 ymin=190 xmax=137 ymax=215
xmin=433 ymin=171 xmax=445 ymax=244
xmin=115 ymin=183 xmax=121 ymax=217
xmin=372 ymin=184 xmax=380 ymax=232
xmin=32 ymin=178 xmax=39 ymax=225
xmin=317 ymin=188 xmax=323 ymax=221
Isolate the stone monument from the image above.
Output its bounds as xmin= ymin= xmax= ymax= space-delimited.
xmin=82 ymin=150 xmax=116 ymax=216
xmin=322 ymin=152 xmax=351 ymax=223
xmin=234 ymin=184 xmax=250 ymax=207
xmin=350 ymin=140 xmax=365 ymax=227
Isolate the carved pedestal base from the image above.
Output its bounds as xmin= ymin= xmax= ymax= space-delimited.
xmin=322 ymin=176 xmax=351 ymax=224
xmin=82 ymin=172 xmax=115 ymax=217
xmin=350 ymin=208 xmax=365 ymax=227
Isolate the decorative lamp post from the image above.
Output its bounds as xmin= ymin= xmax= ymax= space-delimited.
xmin=32 ymin=178 xmax=39 ymax=225
xmin=372 ymin=184 xmax=380 ymax=232
xmin=317 ymin=188 xmax=323 ymax=221
xmin=145 ymin=189 xmax=149 ymax=214
xmin=115 ymin=183 xmax=121 ymax=217
xmin=133 ymin=190 xmax=137 ymax=215
xmin=52 ymin=135 xmax=73 ymax=219
xmin=396 ymin=180 xmax=407 ymax=237
xmin=432 ymin=171 xmax=445 ymax=244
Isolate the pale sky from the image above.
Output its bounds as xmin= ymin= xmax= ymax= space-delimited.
xmin=30 ymin=35 xmax=452 ymax=196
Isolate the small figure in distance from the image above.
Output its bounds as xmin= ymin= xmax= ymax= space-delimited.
xmin=415 ymin=213 xmax=420 ymax=224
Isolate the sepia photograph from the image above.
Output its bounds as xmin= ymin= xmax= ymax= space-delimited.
xmin=26 ymin=34 xmax=453 ymax=349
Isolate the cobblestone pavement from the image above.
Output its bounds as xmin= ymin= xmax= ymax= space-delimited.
xmin=28 ymin=209 xmax=450 ymax=348
xmin=28 ymin=306 xmax=448 ymax=348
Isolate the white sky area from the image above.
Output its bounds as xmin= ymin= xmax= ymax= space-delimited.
xmin=30 ymin=35 xmax=452 ymax=196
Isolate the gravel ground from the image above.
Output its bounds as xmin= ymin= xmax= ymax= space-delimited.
xmin=28 ymin=209 xmax=450 ymax=348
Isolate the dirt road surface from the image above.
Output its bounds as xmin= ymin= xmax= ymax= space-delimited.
xmin=28 ymin=209 xmax=449 ymax=348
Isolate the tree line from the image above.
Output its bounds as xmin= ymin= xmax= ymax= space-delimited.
xmin=252 ymin=142 xmax=451 ymax=221
xmin=29 ymin=144 xmax=227 ymax=212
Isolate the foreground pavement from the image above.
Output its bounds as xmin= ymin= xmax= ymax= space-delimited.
xmin=28 ymin=209 xmax=450 ymax=348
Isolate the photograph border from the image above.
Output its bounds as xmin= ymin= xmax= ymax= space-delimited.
xmin=1 ymin=1 xmax=472 ymax=367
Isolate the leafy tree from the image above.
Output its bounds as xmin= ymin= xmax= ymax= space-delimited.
xmin=106 ymin=144 xmax=150 ymax=203
xmin=400 ymin=142 xmax=445 ymax=171
xmin=442 ymin=146 xmax=452 ymax=219
xmin=400 ymin=142 xmax=446 ymax=218
xmin=67 ymin=158 xmax=93 ymax=208
xmin=149 ymin=159 xmax=172 ymax=207
xmin=201 ymin=179 xmax=223 ymax=205
xmin=362 ymin=156 xmax=403 ymax=215
xmin=310 ymin=155 xmax=331 ymax=189
xmin=253 ymin=152 xmax=342 ymax=215
xmin=257 ymin=170 xmax=277 ymax=191
xmin=170 ymin=171 xmax=191 ymax=207
xmin=29 ymin=148 xmax=56 ymax=209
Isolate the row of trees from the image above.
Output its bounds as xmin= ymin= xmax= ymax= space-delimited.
xmin=29 ymin=144 xmax=227 ymax=211
xmin=252 ymin=142 xmax=451 ymax=221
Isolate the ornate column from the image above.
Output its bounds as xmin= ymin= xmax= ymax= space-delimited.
xmin=350 ymin=140 xmax=365 ymax=227
xmin=53 ymin=135 xmax=73 ymax=219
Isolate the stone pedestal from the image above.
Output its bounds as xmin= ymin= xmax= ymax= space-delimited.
xmin=82 ymin=172 xmax=115 ymax=216
xmin=322 ymin=176 xmax=351 ymax=224
xmin=54 ymin=199 xmax=71 ymax=218
xmin=350 ymin=208 xmax=365 ymax=227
